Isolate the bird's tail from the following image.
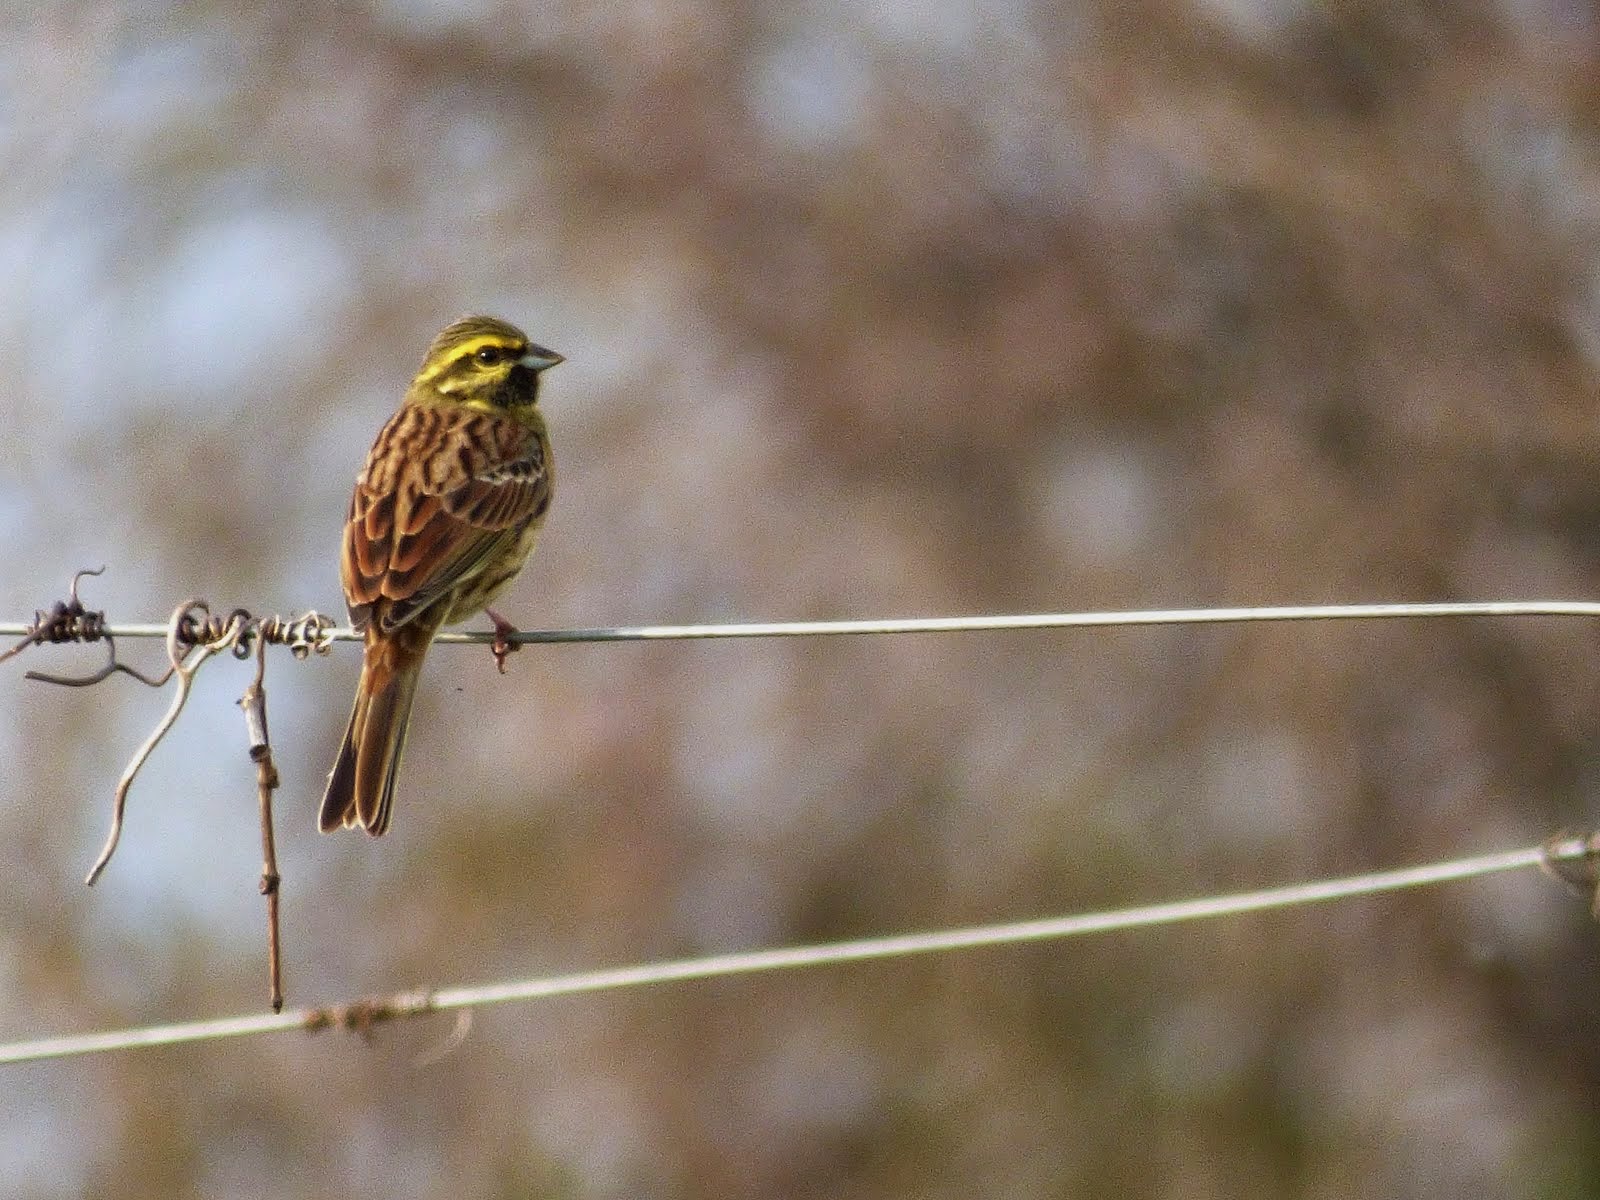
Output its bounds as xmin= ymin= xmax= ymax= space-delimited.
xmin=319 ymin=627 xmax=431 ymax=837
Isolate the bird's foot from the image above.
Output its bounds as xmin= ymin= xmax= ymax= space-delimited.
xmin=485 ymin=609 xmax=521 ymax=674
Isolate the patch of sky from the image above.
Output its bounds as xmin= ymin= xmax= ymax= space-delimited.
xmin=746 ymin=31 xmax=872 ymax=151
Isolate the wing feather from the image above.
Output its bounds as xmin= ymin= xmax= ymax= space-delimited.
xmin=341 ymin=404 xmax=549 ymax=633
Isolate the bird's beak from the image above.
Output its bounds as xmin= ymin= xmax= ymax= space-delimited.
xmin=519 ymin=345 xmax=565 ymax=372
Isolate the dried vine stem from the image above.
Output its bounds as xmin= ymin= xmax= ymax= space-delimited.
xmin=84 ymin=600 xmax=241 ymax=886
xmin=6 ymin=574 xmax=332 ymax=1011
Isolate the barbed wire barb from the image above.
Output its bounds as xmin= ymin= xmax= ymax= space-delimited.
xmin=0 ymin=566 xmax=114 ymax=671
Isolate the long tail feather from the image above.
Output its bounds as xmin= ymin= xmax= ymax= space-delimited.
xmin=352 ymin=665 xmax=421 ymax=836
xmin=318 ymin=693 xmax=366 ymax=833
xmin=319 ymin=627 xmax=431 ymax=836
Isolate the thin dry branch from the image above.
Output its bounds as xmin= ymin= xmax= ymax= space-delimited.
xmin=240 ymin=634 xmax=285 ymax=1011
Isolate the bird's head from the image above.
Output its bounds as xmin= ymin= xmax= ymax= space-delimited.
xmin=409 ymin=315 xmax=563 ymax=413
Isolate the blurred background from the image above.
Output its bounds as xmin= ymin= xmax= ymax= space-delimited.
xmin=3 ymin=1 xmax=1600 ymax=1196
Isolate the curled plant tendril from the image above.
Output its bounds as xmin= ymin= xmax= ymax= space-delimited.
xmin=84 ymin=600 xmax=241 ymax=886
xmin=255 ymin=610 xmax=337 ymax=659
xmin=172 ymin=606 xmax=336 ymax=661
xmin=78 ymin=601 xmax=330 ymax=887
xmin=2 ymin=571 xmax=333 ymax=689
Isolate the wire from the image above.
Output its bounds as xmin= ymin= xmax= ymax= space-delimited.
xmin=0 ymin=835 xmax=1587 ymax=1067
xmin=2 ymin=597 xmax=1595 ymax=1064
xmin=1 ymin=599 xmax=1598 ymax=646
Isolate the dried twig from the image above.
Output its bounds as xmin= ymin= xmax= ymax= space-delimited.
xmin=239 ymin=634 xmax=285 ymax=1011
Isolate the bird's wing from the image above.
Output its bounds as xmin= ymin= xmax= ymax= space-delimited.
xmin=342 ymin=405 xmax=550 ymax=633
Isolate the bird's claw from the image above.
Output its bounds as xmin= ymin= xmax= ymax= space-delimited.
xmin=485 ymin=609 xmax=520 ymax=674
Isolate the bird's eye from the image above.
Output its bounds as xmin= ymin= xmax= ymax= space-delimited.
xmin=474 ymin=346 xmax=503 ymax=366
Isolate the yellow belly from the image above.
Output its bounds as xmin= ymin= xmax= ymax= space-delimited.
xmin=441 ymin=518 xmax=546 ymax=625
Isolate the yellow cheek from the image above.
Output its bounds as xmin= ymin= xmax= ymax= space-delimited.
xmin=433 ymin=370 xmax=499 ymax=397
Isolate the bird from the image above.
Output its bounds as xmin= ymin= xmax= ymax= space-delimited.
xmin=318 ymin=314 xmax=560 ymax=836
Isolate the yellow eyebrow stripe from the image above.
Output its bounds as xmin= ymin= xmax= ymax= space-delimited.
xmin=415 ymin=334 xmax=524 ymax=381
